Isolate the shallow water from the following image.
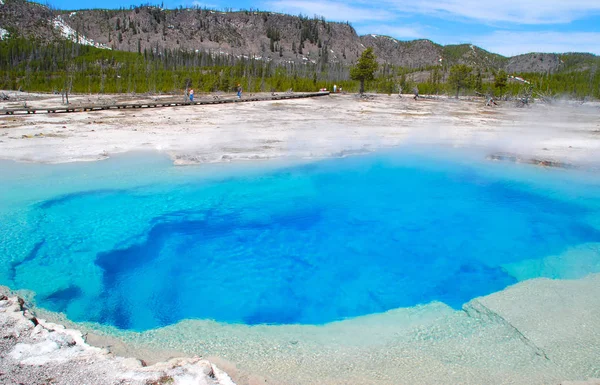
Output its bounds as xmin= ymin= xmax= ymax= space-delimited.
xmin=2 ymin=150 xmax=600 ymax=331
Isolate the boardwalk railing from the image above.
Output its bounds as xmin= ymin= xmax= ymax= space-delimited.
xmin=1 ymin=92 xmax=330 ymax=115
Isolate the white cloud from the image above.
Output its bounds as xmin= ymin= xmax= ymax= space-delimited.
xmin=473 ymin=31 xmax=600 ymax=56
xmin=357 ymin=24 xmax=423 ymax=39
xmin=265 ymin=0 xmax=600 ymax=25
xmin=190 ymin=0 xmax=220 ymax=8
xmin=380 ymin=0 xmax=600 ymax=24
xmin=263 ymin=0 xmax=391 ymax=22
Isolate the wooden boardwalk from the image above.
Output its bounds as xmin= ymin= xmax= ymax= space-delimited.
xmin=0 ymin=91 xmax=330 ymax=115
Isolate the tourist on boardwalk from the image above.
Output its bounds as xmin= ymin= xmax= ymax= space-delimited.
xmin=189 ymin=89 xmax=194 ymax=102
xmin=237 ymin=84 xmax=242 ymax=99
xmin=413 ymin=86 xmax=419 ymax=100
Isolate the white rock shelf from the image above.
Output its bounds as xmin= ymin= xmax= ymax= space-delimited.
xmin=0 ymin=293 xmax=236 ymax=385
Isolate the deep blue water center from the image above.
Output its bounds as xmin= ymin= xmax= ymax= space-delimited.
xmin=1 ymin=151 xmax=600 ymax=331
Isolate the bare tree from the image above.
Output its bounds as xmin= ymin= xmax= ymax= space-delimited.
xmin=62 ymin=64 xmax=74 ymax=105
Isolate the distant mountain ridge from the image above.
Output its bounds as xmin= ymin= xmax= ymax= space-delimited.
xmin=0 ymin=0 xmax=597 ymax=74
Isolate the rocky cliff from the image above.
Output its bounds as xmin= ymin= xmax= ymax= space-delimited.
xmin=0 ymin=0 xmax=597 ymax=73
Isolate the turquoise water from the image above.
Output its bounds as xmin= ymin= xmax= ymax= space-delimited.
xmin=1 ymin=151 xmax=600 ymax=331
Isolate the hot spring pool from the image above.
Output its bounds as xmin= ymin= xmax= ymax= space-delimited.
xmin=1 ymin=151 xmax=600 ymax=331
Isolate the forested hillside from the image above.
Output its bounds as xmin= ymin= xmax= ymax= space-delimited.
xmin=1 ymin=0 xmax=599 ymax=98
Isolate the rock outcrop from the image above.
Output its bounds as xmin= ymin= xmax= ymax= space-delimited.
xmin=0 ymin=293 xmax=236 ymax=385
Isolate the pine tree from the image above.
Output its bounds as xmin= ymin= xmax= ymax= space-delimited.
xmin=448 ymin=64 xmax=472 ymax=98
xmin=474 ymin=69 xmax=482 ymax=93
xmin=350 ymin=47 xmax=378 ymax=94
xmin=494 ymin=70 xmax=508 ymax=96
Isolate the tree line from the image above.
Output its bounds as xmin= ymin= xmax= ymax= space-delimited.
xmin=352 ymin=49 xmax=600 ymax=100
xmin=1 ymin=36 xmax=599 ymax=100
xmin=0 ymin=37 xmax=353 ymax=94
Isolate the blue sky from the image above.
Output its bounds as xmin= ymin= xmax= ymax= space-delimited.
xmin=48 ymin=0 xmax=600 ymax=56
